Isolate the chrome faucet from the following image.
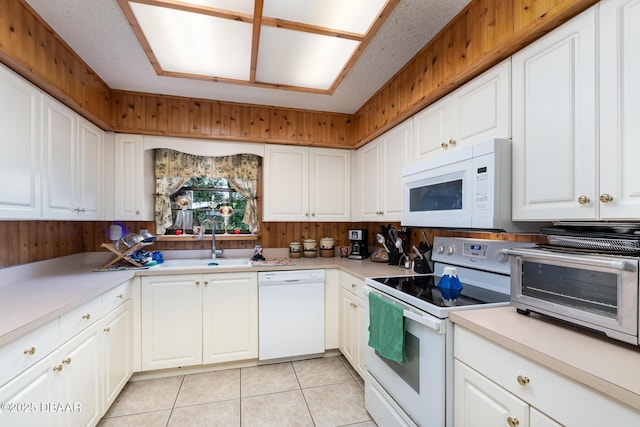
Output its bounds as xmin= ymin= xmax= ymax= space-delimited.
xmin=198 ymin=219 xmax=223 ymax=259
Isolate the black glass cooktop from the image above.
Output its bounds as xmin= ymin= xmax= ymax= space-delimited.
xmin=370 ymin=275 xmax=509 ymax=308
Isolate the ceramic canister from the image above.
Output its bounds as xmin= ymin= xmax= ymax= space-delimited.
xmin=289 ymin=242 xmax=302 ymax=253
xmin=320 ymin=237 xmax=335 ymax=249
xmin=303 ymin=239 xmax=317 ymax=250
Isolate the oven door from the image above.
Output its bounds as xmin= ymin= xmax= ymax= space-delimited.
xmin=364 ymin=286 xmax=447 ymax=427
xmin=508 ymin=248 xmax=639 ymax=344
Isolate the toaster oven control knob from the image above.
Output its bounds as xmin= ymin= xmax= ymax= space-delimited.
xmin=446 ymin=246 xmax=455 ymax=255
xmin=437 ymin=245 xmax=445 ymax=254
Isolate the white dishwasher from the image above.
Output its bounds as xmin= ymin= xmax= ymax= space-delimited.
xmin=258 ymin=269 xmax=325 ymax=363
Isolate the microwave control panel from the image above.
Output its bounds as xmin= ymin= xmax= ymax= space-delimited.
xmin=474 ymin=166 xmax=489 ymax=206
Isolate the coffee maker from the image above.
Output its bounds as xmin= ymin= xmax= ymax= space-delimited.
xmin=348 ymin=229 xmax=368 ymax=259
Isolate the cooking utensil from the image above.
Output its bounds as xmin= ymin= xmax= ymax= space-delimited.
xmin=395 ymin=237 xmax=404 ymax=253
xmin=376 ymin=233 xmax=390 ymax=252
xmin=421 ymin=231 xmax=431 ymax=248
xmin=412 ymin=245 xmax=423 ymax=259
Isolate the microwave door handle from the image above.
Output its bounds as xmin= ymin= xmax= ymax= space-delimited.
xmin=505 ymin=249 xmax=636 ymax=272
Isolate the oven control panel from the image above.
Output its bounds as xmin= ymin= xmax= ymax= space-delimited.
xmin=432 ymin=237 xmax=536 ymax=275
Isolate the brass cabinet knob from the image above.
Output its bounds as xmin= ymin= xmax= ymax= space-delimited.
xmin=449 ymin=139 xmax=457 ymax=146
xmin=507 ymin=417 xmax=520 ymax=427
xmin=104 ymin=327 xmax=111 ymax=333
xmin=23 ymin=347 xmax=36 ymax=355
xmin=53 ymin=365 xmax=63 ymax=372
xmin=82 ymin=314 xmax=91 ymax=320
xmin=441 ymin=141 xmax=448 ymax=148
xmin=204 ymin=281 xmax=208 ymax=286
xmin=196 ymin=281 xmax=200 ymax=286
xmin=516 ymin=375 xmax=530 ymax=386
xmin=351 ymin=283 xmax=357 ymax=288
xmin=577 ymin=195 xmax=591 ymax=204
xmin=117 ymin=294 xmax=123 ymax=299
xmin=62 ymin=357 xmax=72 ymax=365
xmin=600 ymin=193 xmax=614 ymax=203
xmin=350 ymin=302 xmax=358 ymax=308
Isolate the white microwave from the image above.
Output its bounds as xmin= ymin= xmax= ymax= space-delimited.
xmin=402 ymin=139 xmax=518 ymax=231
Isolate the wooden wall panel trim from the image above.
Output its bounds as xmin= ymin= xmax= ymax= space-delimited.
xmin=0 ymin=0 xmax=112 ymax=128
xmin=352 ymin=0 xmax=598 ymax=146
xmin=110 ymin=90 xmax=354 ymax=148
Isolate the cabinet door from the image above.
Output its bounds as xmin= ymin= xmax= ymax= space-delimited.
xmin=309 ymin=148 xmax=350 ymax=221
xmin=202 ymin=273 xmax=258 ymax=364
xmin=263 ymin=145 xmax=309 ymax=221
xmin=455 ymin=360 xmax=529 ymax=427
xmin=103 ymin=301 xmax=133 ymax=408
xmin=512 ymin=7 xmax=597 ymax=220
xmin=531 ymin=408 xmax=564 ymax=427
xmin=42 ymin=96 xmax=78 ymax=219
xmin=454 ymin=59 xmax=511 ymax=146
xmin=56 ymin=323 xmax=103 ymax=427
xmin=412 ymin=96 xmax=452 ymax=163
xmin=0 ymin=351 xmax=59 ymax=427
xmin=358 ymin=140 xmax=382 ymax=220
xmin=380 ymin=120 xmax=412 ymax=221
xmin=114 ymin=134 xmax=153 ymax=220
xmin=76 ymin=118 xmax=104 ymax=219
xmin=339 ymin=288 xmax=358 ymax=368
xmin=0 ymin=64 xmax=41 ymax=219
xmin=599 ymin=0 xmax=640 ymax=220
xmin=141 ymin=275 xmax=203 ymax=370
xmin=353 ymin=294 xmax=366 ymax=378
xmin=324 ymin=269 xmax=341 ymax=350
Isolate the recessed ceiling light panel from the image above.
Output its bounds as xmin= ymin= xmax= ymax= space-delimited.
xmin=180 ymin=0 xmax=254 ymax=15
xmin=130 ymin=2 xmax=252 ymax=80
xmin=263 ymin=0 xmax=388 ymax=34
xmin=257 ymin=26 xmax=358 ymax=90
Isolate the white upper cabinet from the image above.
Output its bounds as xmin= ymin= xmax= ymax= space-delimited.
xmin=513 ymin=1 xmax=640 ymax=221
xmin=263 ymin=145 xmax=350 ymax=221
xmin=113 ymin=134 xmax=154 ymax=221
xmin=42 ymin=96 xmax=104 ymax=220
xmin=598 ymin=0 xmax=640 ymax=220
xmin=412 ymin=59 xmax=510 ymax=163
xmin=356 ymin=119 xmax=412 ymax=221
xmin=0 ymin=64 xmax=41 ymax=219
xmin=512 ymin=6 xmax=597 ymax=221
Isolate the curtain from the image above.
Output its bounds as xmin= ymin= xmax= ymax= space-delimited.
xmin=154 ymin=149 xmax=261 ymax=234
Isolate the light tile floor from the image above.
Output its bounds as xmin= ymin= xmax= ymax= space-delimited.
xmin=98 ymin=355 xmax=377 ymax=427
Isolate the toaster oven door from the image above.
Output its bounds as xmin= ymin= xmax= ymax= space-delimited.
xmin=508 ymin=248 xmax=639 ymax=344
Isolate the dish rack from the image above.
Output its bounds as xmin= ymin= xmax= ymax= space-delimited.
xmin=99 ymin=242 xmax=151 ymax=269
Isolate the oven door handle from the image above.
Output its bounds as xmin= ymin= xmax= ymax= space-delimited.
xmin=402 ymin=309 xmax=445 ymax=334
xmin=364 ymin=286 xmax=445 ymax=334
xmin=505 ymin=248 xmax=637 ymax=272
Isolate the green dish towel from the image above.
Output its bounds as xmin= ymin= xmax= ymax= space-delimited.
xmin=368 ymin=291 xmax=405 ymax=363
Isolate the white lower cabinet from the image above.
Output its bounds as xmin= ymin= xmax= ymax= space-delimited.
xmin=140 ymin=272 xmax=258 ymax=371
xmin=454 ymin=326 xmax=640 ymax=427
xmin=324 ymin=269 xmax=341 ymax=350
xmin=339 ymin=272 xmax=366 ymax=378
xmin=102 ymin=301 xmax=133 ymax=408
xmin=0 ymin=280 xmax=132 ymax=427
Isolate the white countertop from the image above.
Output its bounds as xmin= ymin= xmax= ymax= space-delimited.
xmin=450 ymin=306 xmax=640 ymax=411
xmin=0 ymin=249 xmax=412 ymax=347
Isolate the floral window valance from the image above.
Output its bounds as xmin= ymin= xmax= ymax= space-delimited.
xmin=154 ymin=149 xmax=261 ymax=234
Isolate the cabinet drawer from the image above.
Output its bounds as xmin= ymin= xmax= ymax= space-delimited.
xmin=60 ymin=296 xmax=102 ymax=343
xmin=102 ymin=280 xmax=131 ymax=314
xmin=454 ymin=326 xmax=640 ymax=425
xmin=0 ymin=320 xmax=59 ymax=387
xmin=341 ymin=273 xmax=365 ymax=299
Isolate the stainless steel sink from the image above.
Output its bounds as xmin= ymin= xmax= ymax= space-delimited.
xmin=152 ymin=258 xmax=252 ymax=268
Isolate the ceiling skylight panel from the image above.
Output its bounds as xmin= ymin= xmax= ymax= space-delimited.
xmin=130 ymin=2 xmax=252 ymax=80
xmin=256 ymin=26 xmax=358 ymax=90
xmin=262 ymin=0 xmax=388 ymax=34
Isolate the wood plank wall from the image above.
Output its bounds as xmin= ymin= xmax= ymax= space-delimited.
xmin=111 ymin=91 xmax=353 ymax=148
xmin=0 ymin=0 xmax=112 ymax=127
xmin=352 ymin=0 xmax=599 ymax=146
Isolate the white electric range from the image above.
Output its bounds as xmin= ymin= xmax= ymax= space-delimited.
xmin=363 ymin=236 xmax=535 ymax=427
